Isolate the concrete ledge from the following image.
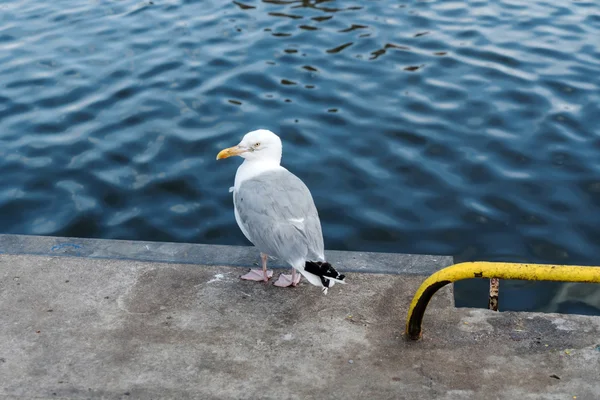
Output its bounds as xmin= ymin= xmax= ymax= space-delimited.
xmin=0 ymin=234 xmax=453 ymax=275
xmin=1 ymin=254 xmax=599 ymax=399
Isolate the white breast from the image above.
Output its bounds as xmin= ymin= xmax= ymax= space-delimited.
xmin=234 ymin=159 xmax=283 ymax=190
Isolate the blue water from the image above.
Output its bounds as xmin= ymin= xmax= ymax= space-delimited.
xmin=1 ymin=0 xmax=599 ymax=313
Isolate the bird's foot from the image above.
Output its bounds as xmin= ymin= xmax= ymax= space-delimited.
xmin=241 ymin=269 xmax=273 ymax=282
xmin=274 ymin=273 xmax=302 ymax=287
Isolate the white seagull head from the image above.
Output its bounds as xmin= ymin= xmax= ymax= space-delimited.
xmin=216 ymin=129 xmax=282 ymax=164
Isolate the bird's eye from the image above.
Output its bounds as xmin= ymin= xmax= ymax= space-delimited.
xmin=254 ymin=142 xmax=260 ymax=147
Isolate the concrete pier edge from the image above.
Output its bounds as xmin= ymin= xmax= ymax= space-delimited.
xmin=0 ymin=233 xmax=453 ymax=276
xmin=1 ymin=235 xmax=600 ymax=399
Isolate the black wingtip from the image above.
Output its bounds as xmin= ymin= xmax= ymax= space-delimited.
xmin=305 ymin=261 xmax=346 ymax=287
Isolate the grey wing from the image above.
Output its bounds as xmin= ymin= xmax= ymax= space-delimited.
xmin=304 ymin=212 xmax=325 ymax=261
xmin=234 ymin=169 xmax=325 ymax=265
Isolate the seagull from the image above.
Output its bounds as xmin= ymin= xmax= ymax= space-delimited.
xmin=216 ymin=129 xmax=346 ymax=293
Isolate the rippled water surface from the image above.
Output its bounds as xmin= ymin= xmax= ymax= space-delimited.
xmin=1 ymin=0 xmax=600 ymax=313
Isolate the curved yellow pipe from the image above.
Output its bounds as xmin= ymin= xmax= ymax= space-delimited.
xmin=406 ymin=261 xmax=600 ymax=340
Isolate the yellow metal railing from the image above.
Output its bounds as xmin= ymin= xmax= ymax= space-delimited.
xmin=405 ymin=262 xmax=600 ymax=340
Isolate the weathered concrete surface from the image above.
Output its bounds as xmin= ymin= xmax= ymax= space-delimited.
xmin=1 ymin=254 xmax=599 ymax=400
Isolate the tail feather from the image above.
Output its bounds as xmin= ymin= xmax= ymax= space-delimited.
xmin=304 ymin=261 xmax=346 ymax=292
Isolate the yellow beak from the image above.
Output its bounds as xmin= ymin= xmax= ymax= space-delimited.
xmin=216 ymin=145 xmax=247 ymax=160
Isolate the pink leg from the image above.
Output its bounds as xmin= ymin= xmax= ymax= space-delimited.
xmin=241 ymin=253 xmax=273 ymax=282
xmin=274 ymin=268 xmax=302 ymax=288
